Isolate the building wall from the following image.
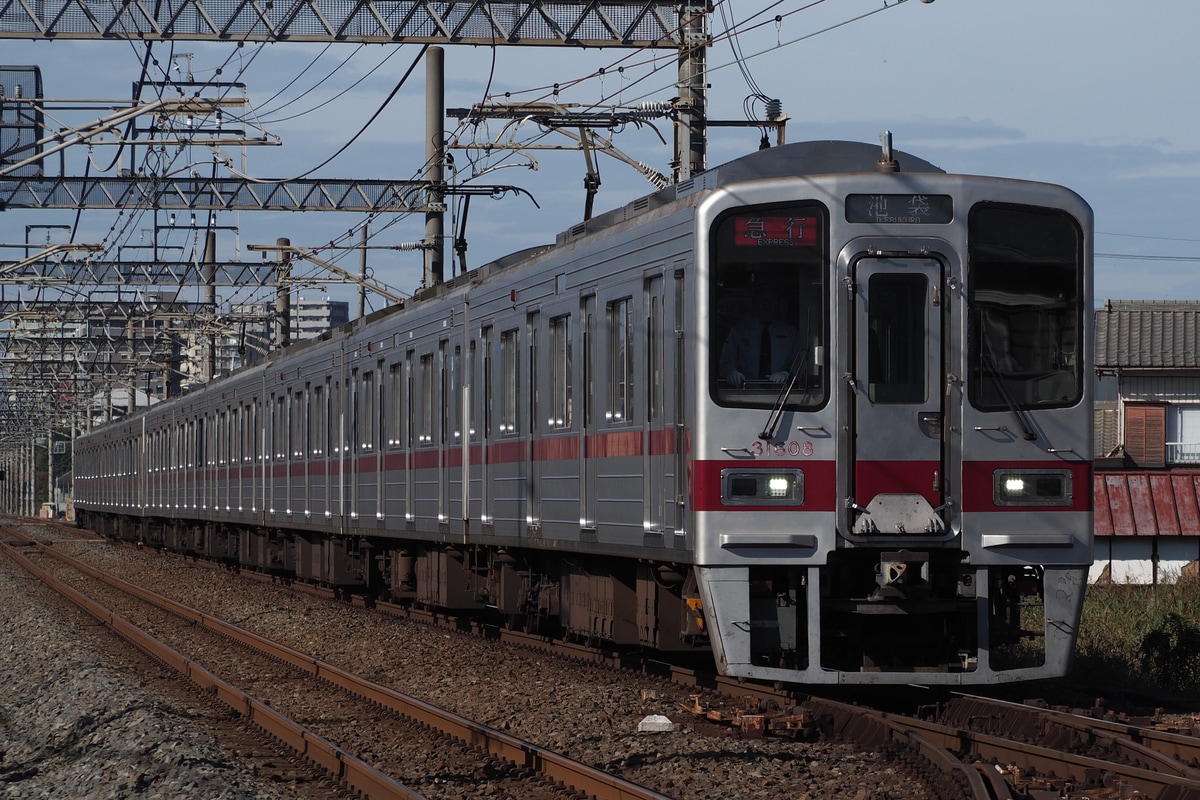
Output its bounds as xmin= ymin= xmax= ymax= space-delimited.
xmin=1092 ymin=536 xmax=1200 ymax=584
xmin=1120 ymin=374 xmax=1200 ymax=402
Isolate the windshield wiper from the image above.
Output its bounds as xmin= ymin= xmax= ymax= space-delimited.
xmin=759 ymin=345 xmax=811 ymax=441
xmin=981 ymin=349 xmax=1038 ymax=441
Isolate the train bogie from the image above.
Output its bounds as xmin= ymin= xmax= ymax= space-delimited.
xmin=561 ymin=562 xmax=639 ymax=644
xmin=204 ymin=526 xmax=241 ymax=566
xmin=411 ymin=547 xmax=485 ymax=610
xmin=292 ymin=533 xmax=366 ymax=592
xmin=74 ymin=138 xmax=1093 ymax=686
xmin=240 ymin=530 xmax=294 ymax=579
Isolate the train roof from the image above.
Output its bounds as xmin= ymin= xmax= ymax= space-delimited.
xmin=405 ymin=139 xmax=948 ymax=307
xmin=700 ymin=138 xmax=945 ymax=183
xmin=555 ymin=138 xmax=945 ymax=247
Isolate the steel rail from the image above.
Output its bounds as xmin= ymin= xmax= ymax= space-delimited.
xmin=943 ymin=693 xmax=1200 ymax=781
xmin=0 ymin=538 xmax=425 ymax=800
xmin=27 ymin=540 xmax=675 ymax=800
xmin=803 ymin=696 xmax=996 ymax=800
xmin=808 ymin=694 xmax=1200 ymax=800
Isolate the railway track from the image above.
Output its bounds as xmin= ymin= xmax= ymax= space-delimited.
xmin=0 ymin=531 xmax=672 ymax=800
xmin=674 ymin=677 xmax=1200 ymax=798
xmin=10 ymin=519 xmax=1200 ymax=800
xmin=927 ymin=693 xmax=1200 ymax=796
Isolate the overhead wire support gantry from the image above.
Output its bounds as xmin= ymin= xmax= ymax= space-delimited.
xmin=0 ymin=174 xmax=534 ymax=213
xmin=0 ymin=259 xmax=279 ymax=287
xmin=0 ymin=0 xmax=703 ymax=517
xmin=0 ymin=0 xmax=685 ymax=47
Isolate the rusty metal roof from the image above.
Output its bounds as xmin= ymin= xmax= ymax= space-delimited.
xmin=1094 ymin=470 xmax=1200 ymax=536
xmin=1095 ymin=300 xmax=1200 ymax=369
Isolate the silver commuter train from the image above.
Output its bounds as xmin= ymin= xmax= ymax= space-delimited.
xmin=74 ymin=138 xmax=1094 ymax=686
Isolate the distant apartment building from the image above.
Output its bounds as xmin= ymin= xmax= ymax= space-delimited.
xmin=180 ymin=296 xmax=350 ymax=390
xmin=292 ymin=296 xmax=349 ymax=341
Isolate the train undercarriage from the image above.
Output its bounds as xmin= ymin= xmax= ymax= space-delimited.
xmin=735 ymin=553 xmax=1050 ymax=676
xmin=78 ymin=510 xmax=1060 ymax=678
xmin=78 ymin=511 xmax=709 ymax=654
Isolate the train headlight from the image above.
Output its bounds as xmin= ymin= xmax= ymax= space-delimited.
xmin=721 ymin=469 xmax=803 ymax=506
xmin=993 ymin=469 xmax=1072 ymax=507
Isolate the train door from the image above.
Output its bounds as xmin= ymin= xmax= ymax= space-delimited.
xmin=373 ymin=362 xmax=384 ymax=523
xmin=416 ymin=351 xmax=436 ymax=525
xmin=479 ymin=328 xmax=492 ymax=526
xmin=445 ymin=342 xmax=458 ymax=527
xmin=348 ymin=371 xmax=360 ymax=521
xmin=244 ymin=402 xmax=253 ymax=514
xmin=404 ymin=348 xmax=415 ymax=524
xmin=296 ymin=388 xmax=309 ymax=518
xmin=849 ymin=255 xmax=946 ymax=536
xmin=357 ymin=367 xmax=381 ymax=522
xmin=437 ymin=339 xmax=450 ymax=528
xmin=233 ymin=405 xmax=242 ymax=513
xmin=460 ymin=338 xmax=477 ymax=527
xmin=314 ymin=381 xmax=328 ymax=520
xmin=526 ymin=311 xmax=540 ymax=534
xmin=224 ymin=406 xmax=234 ymax=514
xmin=219 ymin=408 xmax=228 ymax=513
xmin=580 ymin=294 xmax=596 ymax=529
xmin=333 ymin=377 xmax=346 ymax=525
xmin=383 ymin=363 xmax=401 ymax=520
xmin=644 ymin=274 xmax=666 ymax=534
xmin=200 ymin=412 xmax=211 ymax=513
xmin=232 ymin=405 xmax=242 ymax=513
xmin=672 ymin=267 xmax=687 ymax=539
xmin=264 ymin=400 xmax=274 ymax=515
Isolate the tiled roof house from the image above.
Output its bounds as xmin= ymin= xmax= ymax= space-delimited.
xmin=1093 ymin=300 xmax=1200 ymax=583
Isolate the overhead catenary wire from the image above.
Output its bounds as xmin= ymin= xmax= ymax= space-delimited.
xmin=253 ymin=42 xmax=341 ymax=116
xmin=20 ymin=0 xmax=932 ymax=339
xmin=300 ymin=0 xmax=908 ymax=291
xmin=0 ymin=2 xmax=1002 ymax=372
xmin=83 ymin=0 xmax=906 ymax=256
xmin=256 ymin=45 xmax=405 ymax=124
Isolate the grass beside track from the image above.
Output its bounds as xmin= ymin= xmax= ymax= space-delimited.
xmin=1075 ymin=573 xmax=1200 ymax=699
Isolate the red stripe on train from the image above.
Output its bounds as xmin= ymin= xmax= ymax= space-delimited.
xmin=855 ymin=460 xmax=940 ymax=508
xmin=691 ymin=459 xmax=837 ymax=512
xmin=960 ymin=460 xmax=1092 ymax=512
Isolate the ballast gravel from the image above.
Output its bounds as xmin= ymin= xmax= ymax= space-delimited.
xmin=0 ymin=551 xmax=335 ymax=800
xmin=2 ymin=527 xmax=928 ymax=799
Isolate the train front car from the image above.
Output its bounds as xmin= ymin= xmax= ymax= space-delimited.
xmin=692 ymin=141 xmax=1093 ymax=685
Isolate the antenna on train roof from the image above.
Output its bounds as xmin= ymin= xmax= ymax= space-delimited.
xmin=876 ymin=130 xmax=899 ymax=173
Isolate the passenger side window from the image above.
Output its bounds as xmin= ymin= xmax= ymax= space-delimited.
xmin=607 ymin=298 xmax=633 ymax=424
xmin=500 ymin=329 xmax=519 ymax=435
xmin=419 ymin=354 xmax=434 ymax=444
xmin=550 ymin=315 xmax=572 ymax=429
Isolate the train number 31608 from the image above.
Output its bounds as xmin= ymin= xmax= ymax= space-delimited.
xmin=750 ymin=440 xmax=814 ymax=457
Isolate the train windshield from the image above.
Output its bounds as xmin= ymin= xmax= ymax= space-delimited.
xmin=710 ymin=203 xmax=829 ymax=410
xmin=967 ymin=203 xmax=1084 ymax=411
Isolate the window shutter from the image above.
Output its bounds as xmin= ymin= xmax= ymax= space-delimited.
xmin=1124 ymin=404 xmax=1166 ymax=468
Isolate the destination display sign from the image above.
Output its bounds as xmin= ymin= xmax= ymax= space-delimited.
xmin=732 ymin=214 xmax=819 ymax=247
xmin=845 ymin=193 xmax=953 ymax=224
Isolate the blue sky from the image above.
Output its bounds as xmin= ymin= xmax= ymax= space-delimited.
xmin=3 ymin=0 xmax=1198 ymax=312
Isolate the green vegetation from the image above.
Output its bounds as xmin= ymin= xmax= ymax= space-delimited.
xmin=1074 ymin=575 xmax=1200 ymax=698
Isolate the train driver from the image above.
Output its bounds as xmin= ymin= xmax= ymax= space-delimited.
xmin=719 ymin=288 xmax=801 ymax=388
